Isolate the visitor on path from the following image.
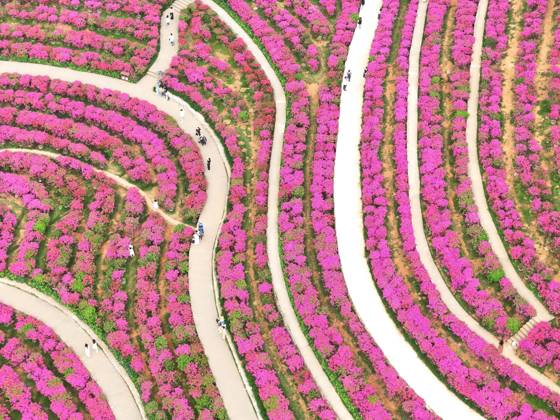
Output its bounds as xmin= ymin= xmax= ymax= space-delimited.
xmin=170 ymin=10 xmax=174 ymax=20
xmin=207 ymin=157 xmax=211 ymax=171
xmin=361 ymin=0 xmax=365 ymax=5
xmin=358 ymin=17 xmax=362 ymax=27
xmin=343 ymin=84 xmax=347 ymax=91
xmin=199 ymin=136 xmax=207 ymax=146
xmin=191 ymin=232 xmax=200 ymax=245
xmin=165 ymin=15 xmax=170 ymax=26
xmin=179 ymin=107 xmax=184 ymax=121
xmin=152 ymin=200 xmax=159 ymax=211
xmin=198 ymin=222 xmax=205 ymax=239
xmin=363 ymin=67 xmax=368 ymax=78
xmin=195 ymin=127 xmax=201 ymax=137
xmin=498 ymin=338 xmax=504 ymax=352
xmin=92 ymin=339 xmax=99 ymax=353
xmin=169 ymin=33 xmax=175 ymax=46
xmin=128 ymin=244 xmax=135 ymax=258
xmin=346 ymin=70 xmax=352 ymax=81
xmin=84 ymin=343 xmax=91 ymax=358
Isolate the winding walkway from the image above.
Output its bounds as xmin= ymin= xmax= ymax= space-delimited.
xmin=198 ymin=0 xmax=352 ymax=417
xmin=465 ymin=0 xmax=553 ymax=324
xmin=406 ymin=0 xmax=560 ymax=396
xmin=333 ymin=0 xmax=480 ymax=418
xmin=0 ymin=278 xmax=144 ymax=420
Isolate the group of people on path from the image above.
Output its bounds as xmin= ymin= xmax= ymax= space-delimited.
xmin=84 ymin=339 xmax=99 ymax=358
xmin=192 ymin=222 xmax=205 ymax=245
xmin=166 ymin=9 xmax=176 ymax=46
xmin=342 ymin=0 xmax=368 ymax=92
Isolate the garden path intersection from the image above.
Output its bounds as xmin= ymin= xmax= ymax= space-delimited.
xmin=0 ymin=0 xmax=559 ymax=418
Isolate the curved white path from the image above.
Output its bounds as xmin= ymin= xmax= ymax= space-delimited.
xmin=406 ymin=0 xmax=560 ymax=396
xmin=0 ymin=278 xmax=144 ymax=419
xmin=197 ymin=0 xmax=351 ymax=416
xmin=0 ymin=59 xmax=257 ymax=418
xmin=333 ymin=0 xmax=480 ymax=418
xmin=465 ymin=0 xmax=553 ymax=323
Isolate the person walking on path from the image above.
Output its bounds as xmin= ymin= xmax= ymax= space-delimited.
xmin=92 ymin=339 xmax=99 ymax=353
xmin=195 ymin=127 xmax=201 ymax=137
xmin=198 ymin=222 xmax=205 ymax=239
xmin=128 ymin=244 xmax=135 ymax=258
xmin=358 ymin=17 xmax=362 ymax=27
xmin=199 ymin=135 xmax=207 ymax=146
xmin=207 ymin=157 xmax=211 ymax=171
xmin=346 ymin=70 xmax=352 ymax=81
xmin=152 ymin=200 xmax=159 ymax=211
xmin=363 ymin=67 xmax=368 ymax=78
xmin=343 ymin=84 xmax=347 ymax=91
xmin=179 ymin=107 xmax=185 ymax=121
xmin=170 ymin=10 xmax=174 ymax=20
xmin=165 ymin=15 xmax=170 ymax=26
xmin=169 ymin=33 xmax=175 ymax=47
xmin=84 ymin=343 xmax=91 ymax=358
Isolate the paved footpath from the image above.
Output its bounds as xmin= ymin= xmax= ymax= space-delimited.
xmin=0 ymin=278 xmax=145 ymax=420
xmin=333 ymin=0 xmax=480 ymax=418
xmin=465 ymin=0 xmax=553 ymax=322
xmin=406 ymin=0 xmax=560 ymax=397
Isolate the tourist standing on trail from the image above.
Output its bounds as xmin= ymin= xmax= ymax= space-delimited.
xmin=170 ymin=10 xmax=174 ymax=20
xmin=199 ymin=136 xmax=207 ymax=146
xmin=207 ymin=157 xmax=211 ymax=171
xmin=128 ymin=244 xmax=135 ymax=258
xmin=152 ymin=200 xmax=159 ymax=211
xmin=179 ymin=107 xmax=184 ymax=121
xmin=84 ymin=343 xmax=91 ymax=358
xmin=195 ymin=127 xmax=201 ymax=137
xmin=92 ymin=339 xmax=99 ymax=353
xmin=165 ymin=15 xmax=170 ymax=26
xmin=358 ymin=17 xmax=362 ymax=27
xmin=169 ymin=33 xmax=175 ymax=46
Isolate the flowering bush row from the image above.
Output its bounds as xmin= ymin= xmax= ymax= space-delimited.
xmin=0 ymin=132 xmax=223 ymax=416
xmin=0 ymin=73 xmax=206 ymax=223
xmin=416 ymin=0 xmax=531 ymax=336
xmin=360 ymin=0 xmax=560 ymax=417
xmin=478 ymin=0 xmax=560 ymax=313
xmin=0 ymin=301 xmax=113 ymax=419
xmin=264 ymin=0 xmax=433 ymax=416
xmin=164 ymin=4 xmax=335 ymax=417
xmin=0 ymin=0 xmax=171 ymax=79
xmin=519 ymin=321 xmax=560 ymax=378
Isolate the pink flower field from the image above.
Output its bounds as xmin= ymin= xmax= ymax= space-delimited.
xmin=0 ymin=0 xmax=558 ymax=418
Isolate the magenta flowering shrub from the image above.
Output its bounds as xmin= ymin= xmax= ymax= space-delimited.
xmin=0 ymin=73 xmax=206 ymax=223
xmin=360 ymin=0 xmax=560 ymax=417
xmin=0 ymin=302 xmax=113 ymax=418
xmin=164 ymin=4 xmax=336 ymax=417
xmin=519 ymin=321 xmax=560 ymax=381
xmin=416 ymin=0 xmax=530 ymax=336
xmin=477 ymin=0 xmax=560 ymax=313
xmin=0 ymin=0 xmax=171 ymax=80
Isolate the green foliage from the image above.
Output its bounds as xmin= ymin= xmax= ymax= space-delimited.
xmin=538 ymin=99 xmax=551 ymax=117
xmin=292 ymin=186 xmax=304 ymax=198
xmin=154 ymin=336 xmax=168 ymax=350
xmin=455 ymin=110 xmax=469 ymax=119
xmin=78 ymin=301 xmax=97 ymax=325
xmin=239 ymin=110 xmax=249 ymax=122
xmin=71 ymin=275 xmax=84 ymax=293
xmin=195 ymin=395 xmax=213 ymax=411
xmin=176 ymin=354 xmax=194 ymax=370
xmin=33 ymin=216 xmax=49 ymax=234
xmin=487 ymin=268 xmax=505 ymax=283
xmin=507 ymin=317 xmax=521 ymax=334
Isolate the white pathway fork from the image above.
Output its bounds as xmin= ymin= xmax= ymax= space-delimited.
xmin=333 ymin=0 xmax=480 ymax=418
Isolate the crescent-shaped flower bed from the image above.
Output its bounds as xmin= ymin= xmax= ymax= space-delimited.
xmin=0 ymin=0 xmax=173 ymax=80
xmin=360 ymin=0 xmax=560 ymax=417
xmin=162 ymin=3 xmax=335 ymax=418
xmin=477 ymin=0 xmax=560 ymax=313
xmin=0 ymin=76 xmax=224 ymax=417
xmin=0 ymin=301 xmax=113 ymax=419
xmin=518 ymin=321 xmax=560 ymax=386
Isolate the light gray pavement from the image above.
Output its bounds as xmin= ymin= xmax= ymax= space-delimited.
xmin=333 ymin=0 xmax=479 ymax=418
xmin=0 ymin=278 xmax=145 ymax=420
xmin=406 ymin=0 xmax=560 ymax=396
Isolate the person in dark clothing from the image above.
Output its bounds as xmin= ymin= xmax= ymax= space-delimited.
xmin=199 ymin=136 xmax=207 ymax=146
xmin=358 ymin=17 xmax=362 ymax=26
xmin=207 ymin=157 xmax=211 ymax=170
xmin=195 ymin=127 xmax=201 ymax=137
xmin=170 ymin=10 xmax=174 ymax=20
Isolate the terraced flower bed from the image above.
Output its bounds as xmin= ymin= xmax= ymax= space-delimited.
xmin=519 ymin=320 xmax=560 ymax=386
xmin=0 ymin=0 xmax=172 ymax=80
xmin=0 ymin=73 xmax=223 ymax=419
xmin=0 ymin=301 xmax=113 ymax=419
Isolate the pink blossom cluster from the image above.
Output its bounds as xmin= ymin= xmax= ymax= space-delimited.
xmin=0 ymin=302 xmax=113 ymax=418
xmin=0 ymin=207 xmax=17 ymax=272
xmin=277 ymin=0 xmax=432 ymax=417
xmin=477 ymin=0 xmax=560 ymax=313
xmin=164 ymin=4 xmax=335 ymax=416
xmin=0 ymin=73 xmax=207 ymax=221
xmin=519 ymin=321 xmax=560 ymax=373
xmin=549 ymin=26 xmax=560 ymax=175
xmin=360 ymin=0 xmax=560 ymax=416
xmin=0 ymin=364 xmax=49 ymax=419
xmin=416 ymin=0 xmax=528 ymax=336
xmin=507 ymin=0 xmax=560 ymax=253
xmin=0 ymin=0 xmax=169 ymax=79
